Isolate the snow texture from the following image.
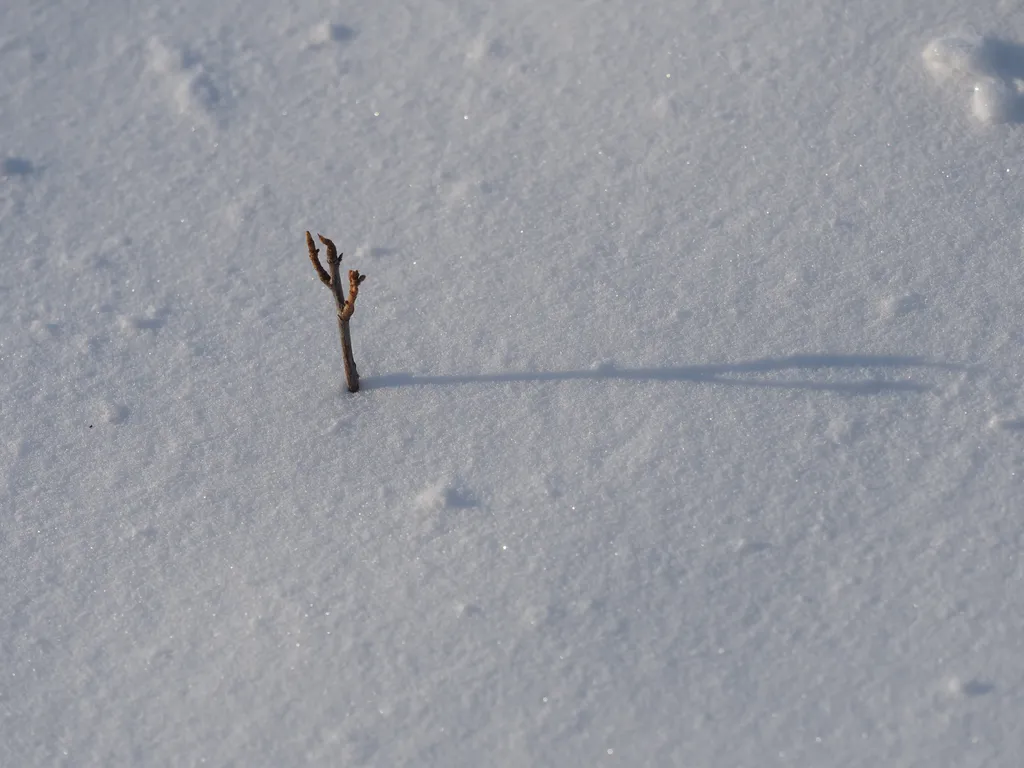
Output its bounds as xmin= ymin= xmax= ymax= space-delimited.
xmin=924 ymin=31 xmax=1024 ymax=123
xmin=4 ymin=1 xmax=1024 ymax=766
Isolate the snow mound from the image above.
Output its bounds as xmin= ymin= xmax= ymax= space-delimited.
xmin=307 ymin=21 xmax=355 ymax=48
xmin=922 ymin=34 xmax=994 ymax=81
xmin=971 ymin=77 xmax=1018 ymax=123
xmin=146 ymin=37 xmax=224 ymax=122
xmin=923 ymin=33 xmax=1024 ymax=124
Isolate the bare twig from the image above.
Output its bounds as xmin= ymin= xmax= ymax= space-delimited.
xmin=305 ymin=231 xmax=367 ymax=393
xmin=306 ymin=231 xmax=331 ymax=286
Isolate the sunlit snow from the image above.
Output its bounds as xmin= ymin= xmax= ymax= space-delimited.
xmin=4 ymin=1 xmax=1024 ymax=766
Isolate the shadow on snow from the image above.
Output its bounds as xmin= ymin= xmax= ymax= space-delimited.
xmin=366 ymin=355 xmax=974 ymax=396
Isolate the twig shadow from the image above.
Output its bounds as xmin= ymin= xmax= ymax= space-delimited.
xmin=365 ymin=354 xmax=975 ymax=395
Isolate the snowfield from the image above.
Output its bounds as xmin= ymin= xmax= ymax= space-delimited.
xmin=4 ymin=1 xmax=1024 ymax=766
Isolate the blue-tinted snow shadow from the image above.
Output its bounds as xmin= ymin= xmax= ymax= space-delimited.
xmin=366 ymin=355 xmax=974 ymax=396
xmin=975 ymin=37 xmax=1024 ymax=123
xmin=961 ymin=680 xmax=995 ymax=697
xmin=982 ymin=38 xmax=1024 ymax=81
xmin=2 ymin=156 xmax=36 ymax=176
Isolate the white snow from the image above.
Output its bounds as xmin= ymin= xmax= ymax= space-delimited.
xmin=4 ymin=1 xmax=1024 ymax=766
xmin=971 ymin=77 xmax=1018 ymax=123
xmin=923 ymin=33 xmax=995 ymax=82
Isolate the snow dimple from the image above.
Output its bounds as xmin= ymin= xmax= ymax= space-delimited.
xmin=116 ymin=306 xmax=167 ymax=335
xmin=100 ymin=401 xmax=130 ymax=425
xmin=146 ymin=38 xmax=226 ymax=123
xmin=413 ymin=480 xmax=476 ymax=512
xmin=176 ymin=72 xmax=221 ymax=116
xmin=465 ymin=36 xmax=509 ymax=63
xmin=825 ymin=416 xmax=862 ymax=446
xmin=307 ymin=21 xmax=356 ymax=49
xmin=923 ymin=33 xmax=1024 ymax=124
xmin=454 ymin=602 xmax=482 ymax=618
xmin=2 ymin=157 xmax=34 ymax=177
xmin=879 ymin=292 xmax=924 ymax=321
xmin=731 ymin=538 xmax=771 ymax=555
xmin=944 ymin=676 xmax=995 ymax=697
xmin=408 ymin=479 xmax=479 ymax=544
xmin=988 ymin=415 xmax=1024 ymax=431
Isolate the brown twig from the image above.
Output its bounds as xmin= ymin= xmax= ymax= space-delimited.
xmin=306 ymin=231 xmax=330 ymax=286
xmin=305 ymin=231 xmax=367 ymax=393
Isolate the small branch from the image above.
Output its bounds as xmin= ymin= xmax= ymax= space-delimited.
xmin=306 ymin=231 xmax=331 ymax=286
xmin=306 ymin=231 xmax=367 ymax=393
xmin=341 ymin=269 xmax=366 ymax=321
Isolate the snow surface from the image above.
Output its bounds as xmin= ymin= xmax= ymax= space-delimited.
xmin=4 ymin=0 xmax=1024 ymax=765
